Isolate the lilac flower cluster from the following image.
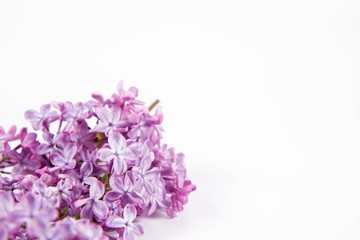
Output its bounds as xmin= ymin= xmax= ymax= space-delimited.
xmin=0 ymin=82 xmax=195 ymax=240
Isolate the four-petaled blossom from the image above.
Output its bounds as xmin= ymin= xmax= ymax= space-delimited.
xmin=132 ymin=151 xmax=160 ymax=194
xmin=106 ymin=204 xmax=144 ymax=240
xmin=7 ymin=148 xmax=41 ymax=176
xmin=24 ymin=104 xmax=58 ymax=130
xmin=128 ymin=113 xmax=151 ymax=142
xmin=142 ymin=181 xmax=170 ymax=216
xmin=73 ymin=178 xmax=109 ymax=220
xmin=51 ymin=143 xmax=77 ymax=170
xmin=8 ymin=193 xmax=58 ymax=239
xmin=56 ymin=178 xmax=73 ymax=208
xmin=98 ymin=131 xmax=138 ymax=175
xmin=32 ymin=179 xmax=60 ymax=208
xmin=93 ymin=107 xmax=127 ymax=136
xmin=104 ymin=173 xmax=144 ymax=208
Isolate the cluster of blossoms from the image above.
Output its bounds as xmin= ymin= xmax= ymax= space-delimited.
xmin=0 ymin=82 xmax=195 ymax=240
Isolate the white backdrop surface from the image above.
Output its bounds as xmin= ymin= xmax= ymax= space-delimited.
xmin=1 ymin=1 xmax=360 ymax=239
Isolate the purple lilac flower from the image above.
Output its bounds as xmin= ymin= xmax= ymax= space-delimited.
xmin=15 ymin=127 xmax=39 ymax=152
xmin=73 ymin=178 xmax=109 ymax=220
xmin=36 ymin=130 xmax=56 ymax=155
xmin=32 ymin=179 xmax=59 ymax=208
xmin=56 ymin=178 xmax=73 ymax=208
xmin=106 ymin=204 xmax=144 ymax=240
xmin=141 ymin=180 xmax=170 ymax=216
xmin=93 ymin=107 xmax=127 ymax=136
xmin=62 ymin=102 xmax=90 ymax=129
xmin=7 ymin=148 xmax=41 ymax=176
xmin=166 ymin=180 xmax=196 ymax=218
xmin=132 ymin=151 xmax=160 ymax=194
xmin=104 ymin=173 xmax=144 ymax=208
xmin=98 ymin=131 xmax=138 ymax=175
xmin=80 ymin=149 xmax=106 ymax=178
xmin=24 ymin=104 xmax=58 ymax=131
xmin=70 ymin=120 xmax=97 ymax=151
xmin=50 ymin=217 xmax=107 ymax=240
xmin=51 ymin=143 xmax=77 ymax=171
xmin=9 ymin=193 xmax=58 ymax=239
xmin=127 ymin=113 xmax=151 ymax=142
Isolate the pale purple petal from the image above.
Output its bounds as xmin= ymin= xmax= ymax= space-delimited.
xmin=80 ymin=201 xmax=94 ymax=220
xmin=93 ymin=200 xmax=109 ymax=219
xmin=0 ymin=228 xmax=7 ymax=240
xmin=93 ymin=122 xmax=108 ymax=133
xmin=94 ymin=107 xmax=111 ymax=123
xmin=112 ymin=156 xmax=127 ymax=175
xmin=108 ymin=131 xmax=126 ymax=154
xmin=24 ymin=110 xmax=40 ymax=121
xmin=89 ymin=180 xmax=105 ymax=200
xmin=80 ymin=161 xmax=93 ymax=178
xmin=98 ymin=148 xmax=115 ymax=162
xmin=111 ymin=108 xmax=121 ymax=122
xmin=109 ymin=176 xmax=125 ymax=193
xmin=123 ymin=229 xmax=134 ymax=240
xmin=36 ymin=143 xmax=53 ymax=155
xmin=73 ymin=198 xmax=90 ymax=209
xmin=140 ymin=153 xmax=154 ymax=172
xmin=27 ymin=218 xmax=48 ymax=239
xmin=0 ymin=190 xmax=14 ymax=213
xmin=121 ymin=147 xmax=138 ymax=161
xmin=129 ymin=223 xmax=144 ymax=236
xmin=147 ymin=198 xmax=158 ymax=216
xmin=104 ymin=190 xmax=122 ymax=202
xmin=40 ymin=104 xmax=51 ymax=115
xmin=106 ymin=215 xmax=126 ymax=228
xmin=65 ymin=159 xmax=76 ymax=169
xmin=64 ymin=143 xmax=77 ymax=161
xmin=123 ymin=204 xmax=137 ymax=222
xmin=51 ymin=155 xmax=66 ymax=166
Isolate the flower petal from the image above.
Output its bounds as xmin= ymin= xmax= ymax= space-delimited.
xmin=93 ymin=200 xmax=109 ymax=219
xmin=40 ymin=104 xmax=51 ymax=115
xmin=112 ymin=156 xmax=127 ymax=175
xmin=123 ymin=204 xmax=137 ymax=223
xmin=80 ymin=161 xmax=93 ymax=178
xmin=123 ymin=229 xmax=134 ymax=240
xmin=98 ymin=148 xmax=114 ymax=162
xmin=93 ymin=122 xmax=108 ymax=133
xmin=109 ymin=175 xmax=125 ymax=192
xmin=129 ymin=223 xmax=144 ymax=236
xmin=106 ymin=215 xmax=126 ymax=228
xmin=111 ymin=107 xmax=121 ymax=122
xmin=51 ymin=154 xmax=66 ymax=167
xmin=73 ymin=198 xmax=90 ymax=209
xmin=104 ymin=190 xmax=122 ymax=203
xmin=108 ymin=131 xmax=126 ymax=154
xmin=94 ymin=107 xmax=111 ymax=123
xmin=64 ymin=143 xmax=77 ymax=162
xmin=80 ymin=201 xmax=94 ymax=220
xmin=36 ymin=144 xmax=52 ymax=155
xmin=89 ymin=180 xmax=105 ymax=200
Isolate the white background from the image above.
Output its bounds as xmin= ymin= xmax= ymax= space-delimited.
xmin=1 ymin=1 xmax=360 ymax=239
